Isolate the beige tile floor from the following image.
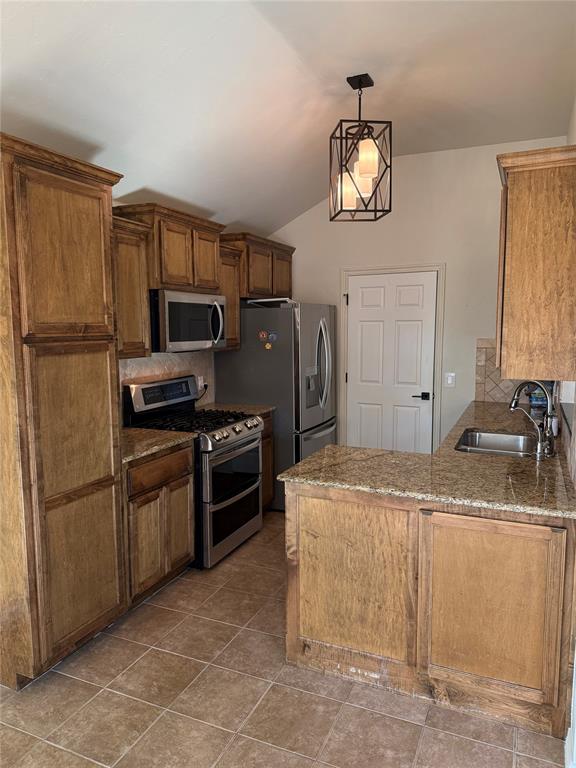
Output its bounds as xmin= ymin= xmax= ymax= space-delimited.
xmin=0 ymin=510 xmax=566 ymax=768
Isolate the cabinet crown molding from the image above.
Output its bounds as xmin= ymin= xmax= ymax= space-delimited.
xmin=497 ymin=144 xmax=576 ymax=184
xmin=112 ymin=215 xmax=152 ymax=235
xmin=0 ymin=132 xmax=123 ymax=187
xmin=221 ymin=231 xmax=296 ymax=255
xmin=113 ymin=202 xmax=225 ymax=233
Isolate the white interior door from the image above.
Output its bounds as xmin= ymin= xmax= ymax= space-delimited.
xmin=346 ymin=271 xmax=437 ymax=453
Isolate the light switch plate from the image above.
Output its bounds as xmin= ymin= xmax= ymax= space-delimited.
xmin=444 ymin=372 xmax=456 ymax=387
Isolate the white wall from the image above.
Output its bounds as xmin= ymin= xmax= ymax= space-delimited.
xmin=568 ymin=90 xmax=576 ymax=144
xmin=273 ymin=136 xmax=565 ymax=441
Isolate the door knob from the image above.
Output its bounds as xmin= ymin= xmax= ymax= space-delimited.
xmin=411 ymin=392 xmax=431 ymax=400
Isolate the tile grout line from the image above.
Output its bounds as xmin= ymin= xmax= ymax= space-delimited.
xmin=410 ymin=721 xmax=427 ymax=768
xmin=0 ymin=720 xmax=108 ymax=767
xmin=311 ymin=698 xmax=346 ymax=764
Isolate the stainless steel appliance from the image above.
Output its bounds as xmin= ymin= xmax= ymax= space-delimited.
xmin=123 ymin=375 xmax=263 ymax=568
xmin=149 ymin=289 xmax=226 ymax=352
xmin=215 ymin=300 xmax=336 ymax=509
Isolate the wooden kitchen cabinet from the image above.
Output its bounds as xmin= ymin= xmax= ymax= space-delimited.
xmin=218 ymin=244 xmax=241 ymax=349
xmin=125 ymin=446 xmax=194 ymax=601
xmin=285 ymin=480 xmax=576 ymax=737
xmin=220 ymin=232 xmax=295 ymax=299
xmin=295 ymin=493 xmax=415 ymax=662
xmin=128 ymin=489 xmax=165 ymax=597
xmin=496 ymin=145 xmax=576 ymax=379
xmin=113 ymin=203 xmax=225 ymax=293
xmin=9 ymin=142 xmax=118 ymax=340
xmin=0 ymin=134 xmax=124 ymax=688
xmin=418 ymin=511 xmax=565 ymax=706
xmin=261 ymin=412 xmax=275 ymax=508
xmin=113 ymin=216 xmax=152 ymax=358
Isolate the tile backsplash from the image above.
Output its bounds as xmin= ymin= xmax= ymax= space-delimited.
xmin=119 ymin=350 xmax=215 ymax=403
xmin=475 ymin=338 xmax=527 ymax=403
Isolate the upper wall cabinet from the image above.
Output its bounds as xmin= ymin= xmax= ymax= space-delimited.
xmin=113 ymin=216 xmax=152 ymax=359
xmin=4 ymin=135 xmax=121 ymax=341
xmin=113 ymin=203 xmax=225 ymax=294
xmin=218 ymin=244 xmax=241 ymax=350
xmin=496 ymin=146 xmax=576 ymax=380
xmin=220 ymin=232 xmax=295 ymax=299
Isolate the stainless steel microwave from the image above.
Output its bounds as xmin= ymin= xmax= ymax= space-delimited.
xmin=150 ymin=290 xmax=226 ymax=352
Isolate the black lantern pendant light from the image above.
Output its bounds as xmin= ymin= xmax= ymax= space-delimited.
xmin=329 ymin=73 xmax=392 ymax=221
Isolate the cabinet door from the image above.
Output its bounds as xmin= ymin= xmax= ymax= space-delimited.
xmin=500 ymin=165 xmax=576 ymax=379
xmin=261 ymin=436 xmax=274 ymax=509
xmin=129 ymin=489 xmax=166 ymax=598
xmin=247 ymin=245 xmax=273 ymax=297
xmin=13 ymin=164 xmax=114 ymax=339
xmin=297 ymin=496 xmax=416 ymax=662
xmin=219 ymin=247 xmax=241 ymax=349
xmin=165 ymin=476 xmax=194 ymax=572
xmin=418 ymin=511 xmax=565 ymax=705
xmin=193 ymin=230 xmax=220 ymax=291
xmin=273 ymin=252 xmax=292 ymax=298
xmin=25 ymin=342 xmax=118 ymax=501
xmin=159 ymin=219 xmax=193 ymax=286
xmin=114 ymin=229 xmax=151 ymax=358
xmin=43 ymin=485 xmax=125 ymax=657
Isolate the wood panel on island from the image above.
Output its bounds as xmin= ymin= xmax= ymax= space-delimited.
xmin=0 ymin=133 xmax=126 ymax=688
xmin=496 ymin=145 xmax=576 ymax=380
xmin=125 ymin=446 xmax=194 ymax=601
xmin=284 ymin=483 xmax=575 ymax=738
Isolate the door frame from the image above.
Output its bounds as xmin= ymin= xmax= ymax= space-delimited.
xmin=340 ymin=263 xmax=446 ymax=451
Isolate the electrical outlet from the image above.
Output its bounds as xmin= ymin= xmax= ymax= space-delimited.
xmin=444 ymin=372 xmax=456 ymax=388
xmin=197 ymin=375 xmax=205 ymax=390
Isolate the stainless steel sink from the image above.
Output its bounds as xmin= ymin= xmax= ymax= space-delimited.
xmin=455 ymin=428 xmax=538 ymax=458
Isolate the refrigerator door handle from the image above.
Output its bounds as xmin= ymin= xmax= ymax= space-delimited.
xmin=318 ymin=317 xmax=332 ymax=410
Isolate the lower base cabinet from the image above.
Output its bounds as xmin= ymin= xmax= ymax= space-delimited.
xmin=285 ymin=485 xmax=574 ymax=737
xmin=126 ymin=447 xmax=194 ymax=601
xmin=261 ymin=413 xmax=274 ymax=509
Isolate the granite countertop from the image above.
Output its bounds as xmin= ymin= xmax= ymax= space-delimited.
xmin=121 ymin=429 xmax=195 ymax=464
xmin=279 ymin=401 xmax=576 ymax=519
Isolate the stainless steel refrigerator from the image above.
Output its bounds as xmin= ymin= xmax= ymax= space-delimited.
xmin=215 ymin=300 xmax=336 ymax=509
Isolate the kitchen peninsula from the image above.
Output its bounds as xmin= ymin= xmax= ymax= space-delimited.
xmin=279 ymin=402 xmax=576 ymax=738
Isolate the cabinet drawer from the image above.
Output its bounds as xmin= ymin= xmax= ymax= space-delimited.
xmin=127 ymin=448 xmax=193 ymax=498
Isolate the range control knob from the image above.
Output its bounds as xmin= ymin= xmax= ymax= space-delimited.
xmin=233 ymin=425 xmax=243 ymax=434
xmin=245 ymin=420 xmax=253 ymax=429
xmin=221 ymin=430 xmax=230 ymax=439
xmin=213 ymin=432 xmax=222 ymax=442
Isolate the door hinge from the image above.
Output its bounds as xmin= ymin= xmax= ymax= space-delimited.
xmin=344 ymin=293 xmax=349 ymax=306
xmin=345 ymin=372 xmax=348 ymax=383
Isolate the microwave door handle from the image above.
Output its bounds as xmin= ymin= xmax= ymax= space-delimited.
xmin=212 ymin=301 xmax=224 ymax=346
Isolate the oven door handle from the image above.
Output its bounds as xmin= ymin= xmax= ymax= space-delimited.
xmin=206 ymin=437 xmax=262 ymax=468
xmin=209 ymin=478 xmax=261 ymax=513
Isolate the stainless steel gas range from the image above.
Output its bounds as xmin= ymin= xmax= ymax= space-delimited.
xmin=123 ymin=375 xmax=263 ymax=568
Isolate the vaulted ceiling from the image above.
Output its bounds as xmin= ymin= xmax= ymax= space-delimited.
xmin=2 ymin=1 xmax=575 ymax=234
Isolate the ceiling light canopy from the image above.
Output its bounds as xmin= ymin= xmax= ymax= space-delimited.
xmin=329 ymin=73 xmax=392 ymax=221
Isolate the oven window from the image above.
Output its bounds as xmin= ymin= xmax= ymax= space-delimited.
xmin=168 ymin=301 xmax=211 ymax=343
xmin=210 ymin=445 xmax=260 ymax=506
xmin=212 ymin=484 xmax=260 ymax=546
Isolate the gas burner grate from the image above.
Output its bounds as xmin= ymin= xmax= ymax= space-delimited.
xmin=135 ymin=408 xmax=249 ymax=433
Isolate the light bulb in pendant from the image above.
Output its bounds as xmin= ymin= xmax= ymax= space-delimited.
xmin=358 ymin=137 xmax=379 ymax=178
xmin=339 ymin=171 xmax=357 ymax=210
xmin=354 ymin=161 xmax=372 ymax=199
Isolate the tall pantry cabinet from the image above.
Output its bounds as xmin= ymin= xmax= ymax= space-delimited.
xmin=0 ymin=134 xmax=126 ymax=688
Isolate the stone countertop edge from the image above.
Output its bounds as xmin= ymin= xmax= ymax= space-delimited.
xmin=278 ymin=401 xmax=576 ymax=520
xmin=121 ymin=428 xmax=195 ymax=464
